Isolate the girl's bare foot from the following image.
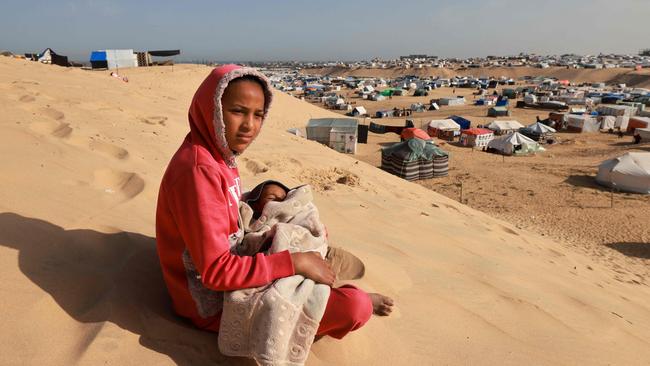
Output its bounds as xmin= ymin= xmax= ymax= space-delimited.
xmin=369 ymin=293 xmax=394 ymax=316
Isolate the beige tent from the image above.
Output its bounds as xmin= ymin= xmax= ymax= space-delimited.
xmin=596 ymin=152 xmax=650 ymax=194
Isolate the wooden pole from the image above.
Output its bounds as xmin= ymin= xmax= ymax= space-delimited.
xmin=460 ymin=181 xmax=464 ymax=203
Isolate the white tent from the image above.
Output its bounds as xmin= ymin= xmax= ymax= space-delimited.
xmin=524 ymin=122 xmax=556 ymax=134
xmin=596 ymin=152 xmax=650 ymax=194
xmin=487 ymin=131 xmax=544 ymax=155
xmin=637 ymin=128 xmax=650 ymax=142
xmin=428 ymin=119 xmax=461 ymax=131
xmin=599 ymin=115 xmax=617 ymax=130
xmin=351 ymin=106 xmax=367 ymax=116
xmin=566 ymin=115 xmax=600 ymax=132
xmin=439 ymin=97 xmax=466 ymax=106
xmin=487 ymin=120 xmax=524 ymax=134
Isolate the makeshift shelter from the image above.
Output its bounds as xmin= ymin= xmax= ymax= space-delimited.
xmin=448 ymin=115 xmax=471 ymax=129
xmin=597 ymin=104 xmax=637 ymax=117
xmin=487 ymin=132 xmax=545 ymax=156
xmin=599 ymin=115 xmax=617 ymax=130
xmin=519 ymin=122 xmax=556 ymax=142
xmin=90 ymin=49 xmax=138 ymax=70
xmin=306 ymin=118 xmax=358 ymax=154
xmin=351 ymin=106 xmax=367 ymax=117
xmin=427 ymin=119 xmax=461 ymax=141
xmin=566 ymin=115 xmax=600 ymax=133
xmin=148 ymin=49 xmax=180 ymax=66
xmin=37 ymin=48 xmax=69 ymax=67
xmin=626 ymin=117 xmax=650 ymax=133
xmin=488 ymin=106 xmax=511 ymax=117
xmin=460 ymin=128 xmax=494 ymax=148
xmin=381 ymin=138 xmax=449 ymax=181
xmin=413 ymin=89 xmax=429 ymax=97
xmin=439 ymin=97 xmax=466 ymax=106
xmin=596 ymin=152 xmax=650 ymax=194
xmin=636 ymin=128 xmax=650 ymax=142
xmin=400 ymin=128 xmax=431 ymax=141
xmin=487 ymin=120 xmax=524 ymax=135
xmin=375 ymin=110 xmax=393 ymax=118
xmin=410 ymin=103 xmax=426 ymax=112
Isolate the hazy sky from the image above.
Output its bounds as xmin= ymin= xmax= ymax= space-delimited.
xmin=1 ymin=0 xmax=649 ymax=62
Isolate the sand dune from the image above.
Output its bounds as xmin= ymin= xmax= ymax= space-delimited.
xmin=304 ymin=66 xmax=650 ymax=88
xmin=2 ymin=57 xmax=650 ymax=365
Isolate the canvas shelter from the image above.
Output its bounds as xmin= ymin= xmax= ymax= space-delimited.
xmin=487 ymin=131 xmax=545 ymax=156
xmin=595 ymin=152 xmax=650 ymax=194
xmin=448 ymin=115 xmax=471 ymax=129
xmin=381 ymin=138 xmax=449 ymax=181
xmin=427 ymin=119 xmax=461 ymax=140
xmin=597 ymin=104 xmax=637 ymax=117
xmin=636 ymin=128 xmax=650 ymax=142
xmin=400 ymin=128 xmax=431 ymax=141
xmin=626 ymin=117 xmax=650 ymax=133
xmin=439 ymin=97 xmax=466 ymax=106
xmin=90 ymin=49 xmax=138 ymax=70
xmin=306 ymin=118 xmax=358 ymax=154
xmin=488 ymin=106 xmax=511 ymax=117
xmin=566 ymin=115 xmax=600 ymax=133
xmin=487 ymin=120 xmax=524 ymax=135
xmin=410 ymin=103 xmax=426 ymax=112
xmin=599 ymin=115 xmax=617 ymax=130
xmin=37 ymin=48 xmax=69 ymax=67
xmin=351 ymin=106 xmax=367 ymax=116
xmin=519 ymin=122 xmax=556 ymax=142
xmin=460 ymin=128 xmax=494 ymax=148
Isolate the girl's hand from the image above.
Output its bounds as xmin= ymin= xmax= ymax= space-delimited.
xmin=290 ymin=252 xmax=336 ymax=286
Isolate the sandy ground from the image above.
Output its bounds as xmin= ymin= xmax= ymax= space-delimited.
xmin=2 ymin=57 xmax=650 ymax=365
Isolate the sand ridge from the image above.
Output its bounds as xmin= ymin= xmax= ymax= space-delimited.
xmin=1 ymin=57 xmax=650 ymax=365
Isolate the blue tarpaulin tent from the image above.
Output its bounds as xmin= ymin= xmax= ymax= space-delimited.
xmin=90 ymin=51 xmax=107 ymax=68
xmin=447 ymin=115 xmax=471 ymax=129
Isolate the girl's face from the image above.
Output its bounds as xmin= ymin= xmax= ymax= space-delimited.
xmin=221 ymin=79 xmax=265 ymax=154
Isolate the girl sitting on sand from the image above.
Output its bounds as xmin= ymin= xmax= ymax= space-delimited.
xmin=155 ymin=65 xmax=393 ymax=360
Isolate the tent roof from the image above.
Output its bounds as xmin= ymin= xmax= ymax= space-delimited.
xmin=148 ymin=50 xmax=180 ymax=57
xmin=307 ymin=118 xmax=358 ymax=128
xmin=488 ymin=120 xmax=524 ymax=130
xmin=523 ymin=122 xmax=556 ymax=134
xmin=400 ymin=128 xmax=431 ymax=141
xmin=462 ymin=128 xmax=493 ymax=136
xmin=382 ymin=138 xmax=448 ymax=162
xmin=428 ymin=119 xmax=460 ymax=130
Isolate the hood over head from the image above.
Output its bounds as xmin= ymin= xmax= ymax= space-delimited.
xmin=188 ymin=64 xmax=273 ymax=167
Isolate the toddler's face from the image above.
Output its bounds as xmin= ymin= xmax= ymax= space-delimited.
xmin=253 ymin=184 xmax=287 ymax=213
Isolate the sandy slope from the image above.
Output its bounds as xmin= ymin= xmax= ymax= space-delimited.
xmin=2 ymin=57 xmax=650 ymax=365
xmin=303 ymin=66 xmax=650 ymax=88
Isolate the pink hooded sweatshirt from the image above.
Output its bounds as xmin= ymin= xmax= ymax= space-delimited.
xmin=155 ymin=65 xmax=294 ymax=331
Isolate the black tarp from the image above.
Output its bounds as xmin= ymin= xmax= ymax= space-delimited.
xmin=148 ymin=50 xmax=180 ymax=57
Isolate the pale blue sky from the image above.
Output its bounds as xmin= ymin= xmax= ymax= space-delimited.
xmin=1 ymin=0 xmax=649 ymax=62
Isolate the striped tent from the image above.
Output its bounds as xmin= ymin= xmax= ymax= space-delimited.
xmin=381 ymin=138 xmax=449 ymax=181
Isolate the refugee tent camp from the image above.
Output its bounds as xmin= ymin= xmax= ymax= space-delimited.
xmin=89 ymin=50 xmax=138 ymax=70
xmin=487 ymin=120 xmax=524 ymax=135
xmin=597 ymin=104 xmax=637 ymax=117
xmin=306 ymin=118 xmax=358 ymax=154
xmin=459 ymin=128 xmax=494 ymax=148
xmin=487 ymin=131 xmax=545 ymax=156
xmin=566 ymin=115 xmax=601 ymax=133
xmin=519 ymin=122 xmax=556 ymax=142
xmin=595 ymin=152 xmax=650 ymax=194
xmin=381 ymin=138 xmax=449 ymax=181
xmin=427 ymin=119 xmax=461 ymax=140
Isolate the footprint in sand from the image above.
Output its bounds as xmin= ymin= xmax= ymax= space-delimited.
xmin=39 ymin=107 xmax=65 ymax=121
xmin=19 ymin=94 xmax=36 ymax=102
xmin=93 ymin=169 xmax=145 ymax=200
xmin=139 ymin=116 xmax=168 ymax=126
xmin=245 ymin=159 xmax=270 ymax=174
xmin=500 ymin=225 xmax=520 ymax=236
xmin=88 ymin=140 xmax=129 ymax=160
xmin=29 ymin=121 xmax=73 ymax=139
